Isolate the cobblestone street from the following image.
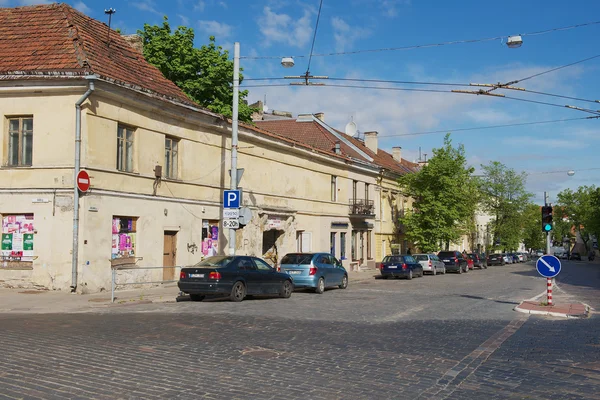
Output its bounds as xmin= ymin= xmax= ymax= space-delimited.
xmin=1 ymin=262 xmax=599 ymax=399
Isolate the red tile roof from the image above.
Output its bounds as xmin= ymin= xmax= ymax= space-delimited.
xmin=0 ymin=3 xmax=192 ymax=105
xmin=256 ymin=118 xmax=418 ymax=175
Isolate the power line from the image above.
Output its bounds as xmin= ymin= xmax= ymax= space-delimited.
xmin=241 ymin=20 xmax=600 ymax=60
xmin=305 ymin=0 xmax=324 ymax=75
xmin=244 ymin=77 xmax=472 ymax=86
xmin=502 ymin=95 xmax=600 ymax=115
xmin=510 ymin=53 xmax=600 ymax=84
xmin=511 ymin=88 xmax=600 ymax=104
xmin=528 ymin=167 xmax=600 ymax=175
xmin=378 ymin=116 xmax=598 ymax=138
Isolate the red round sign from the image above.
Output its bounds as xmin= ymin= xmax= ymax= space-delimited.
xmin=77 ymin=170 xmax=91 ymax=192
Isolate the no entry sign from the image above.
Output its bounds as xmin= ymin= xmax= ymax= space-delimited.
xmin=77 ymin=170 xmax=91 ymax=192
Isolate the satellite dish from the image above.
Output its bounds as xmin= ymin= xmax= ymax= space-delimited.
xmin=345 ymin=121 xmax=357 ymax=136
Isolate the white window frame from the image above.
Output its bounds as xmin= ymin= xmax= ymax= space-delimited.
xmin=7 ymin=116 xmax=33 ymax=167
xmin=164 ymin=136 xmax=179 ymax=179
xmin=117 ymin=125 xmax=135 ymax=172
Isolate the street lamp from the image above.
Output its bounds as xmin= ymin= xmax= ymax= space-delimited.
xmin=507 ymin=35 xmax=523 ymax=48
xmin=567 ymin=170 xmax=575 ymax=176
xmin=281 ymin=57 xmax=295 ymax=68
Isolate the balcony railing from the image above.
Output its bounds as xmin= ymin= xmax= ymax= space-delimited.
xmin=349 ymin=198 xmax=375 ymax=216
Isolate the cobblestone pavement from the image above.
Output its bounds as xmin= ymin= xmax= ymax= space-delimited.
xmin=0 ymin=262 xmax=598 ymax=399
xmin=555 ymin=259 xmax=600 ymax=310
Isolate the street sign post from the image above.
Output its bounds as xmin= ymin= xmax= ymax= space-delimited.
xmin=536 ymin=255 xmax=562 ymax=306
xmin=77 ymin=170 xmax=90 ymax=193
xmin=223 ymin=190 xmax=241 ymax=209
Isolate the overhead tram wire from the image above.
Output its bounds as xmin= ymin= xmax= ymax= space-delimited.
xmin=244 ymin=77 xmax=473 ymax=87
xmin=510 ymin=54 xmax=600 ymax=84
xmin=240 ymin=20 xmax=600 ymax=60
xmin=305 ymin=0 xmax=324 ymax=76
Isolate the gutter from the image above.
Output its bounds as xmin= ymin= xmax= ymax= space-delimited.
xmin=71 ymin=75 xmax=96 ymax=292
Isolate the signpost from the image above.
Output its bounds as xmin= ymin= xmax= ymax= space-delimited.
xmin=536 ymin=255 xmax=562 ymax=306
xmin=223 ymin=190 xmax=241 ymax=209
xmin=223 ymin=190 xmax=241 ymax=234
xmin=76 ymin=170 xmax=90 ymax=193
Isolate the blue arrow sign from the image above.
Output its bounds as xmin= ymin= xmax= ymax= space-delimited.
xmin=536 ymin=255 xmax=561 ymax=278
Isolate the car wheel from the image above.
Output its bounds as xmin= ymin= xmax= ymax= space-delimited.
xmin=230 ymin=281 xmax=246 ymax=302
xmin=314 ymin=277 xmax=325 ymax=294
xmin=339 ymin=275 xmax=348 ymax=289
xmin=407 ymin=270 xmax=413 ymax=280
xmin=279 ymin=280 xmax=293 ymax=298
xmin=432 ymin=267 xmax=437 ymax=276
xmin=189 ymin=294 xmax=205 ymax=302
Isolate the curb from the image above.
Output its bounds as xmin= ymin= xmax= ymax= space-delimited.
xmin=514 ymin=301 xmax=590 ymax=319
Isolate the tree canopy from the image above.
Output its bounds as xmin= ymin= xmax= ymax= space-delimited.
xmin=398 ymin=134 xmax=477 ymax=252
xmin=138 ymin=17 xmax=256 ymax=122
xmin=555 ymin=185 xmax=599 ymax=251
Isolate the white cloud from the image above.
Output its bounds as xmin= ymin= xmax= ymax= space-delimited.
xmin=464 ymin=109 xmax=514 ymax=124
xmin=178 ymin=14 xmax=190 ymax=26
xmin=331 ymin=16 xmax=370 ymax=52
xmin=194 ymin=1 xmax=205 ymax=11
xmin=257 ymin=6 xmax=313 ymax=48
xmin=131 ymin=1 xmax=161 ymax=15
xmin=73 ymin=1 xmax=91 ymax=14
xmin=503 ymin=136 xmax=581 ymax=149
xmin=198 ymin=20 xmax=233 ymax=38
xmin=381 ymin=0 xmax=411 ymax=17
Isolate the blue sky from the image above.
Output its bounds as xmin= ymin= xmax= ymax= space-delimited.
xmin=6 ymin=0 xmax=600 ymax=203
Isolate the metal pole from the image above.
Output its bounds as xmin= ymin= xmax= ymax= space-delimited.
xmin=544 ymin=191 xmax=552 ymax=256
xmin=547 ymin=277 xmax=553 ymax=306
xmin=71 ymin=77 xmax=95 ymax=292
xmin=228 ymin=42 xmax=240 ymax=256
xmin=111 ymin=268 xmax=115 ymax=303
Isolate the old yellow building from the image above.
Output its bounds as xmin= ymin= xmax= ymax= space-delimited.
xmin=0 ymin=4 xmax=418 ymax=293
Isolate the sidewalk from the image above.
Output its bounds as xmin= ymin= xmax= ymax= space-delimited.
xmin=0 ymin=269 xmax=379 ymax=314
xmin=514 ymin=281 xmax=591 ymax=319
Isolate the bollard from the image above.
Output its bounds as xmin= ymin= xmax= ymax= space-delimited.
xmin=547 ymin=278 xmax=553 ymax=306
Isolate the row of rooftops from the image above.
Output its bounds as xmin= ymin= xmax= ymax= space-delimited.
xmin=0 ymin=3 xmax=420 ymax=176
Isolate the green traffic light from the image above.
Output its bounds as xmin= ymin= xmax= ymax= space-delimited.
xmin=544 ymin=224 xmax=552 ymax=232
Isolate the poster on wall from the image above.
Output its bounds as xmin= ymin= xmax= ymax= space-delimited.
xmin=111 ymin=217 xmax=137 ymax=259
xmin=1 ymin=214 xmax=34 ymax=261
xmin=201 ymin=220 xmax=219 ymax=257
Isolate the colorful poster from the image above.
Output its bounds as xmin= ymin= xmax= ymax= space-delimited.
xmin=1 ymin=233 xmax=12 ymax=250
xmin=111 ymin=234 xmax=119 ymax=255
xmin=211 ymin=226 xmax=218 ymax=240
xmin=11 ymin=233 xmax=23 ymax=252
xmin=112 ymin=218 xmax=119 ymax=234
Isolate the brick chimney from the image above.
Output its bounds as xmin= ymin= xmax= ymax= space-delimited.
xmin=392 ymin=146 xmax=402 ymax=162
xmin=364 ymin=131 xmax=378 ymax=154
xmin=122 ymin=34 xmax=144 ymax=53
xmin=314 ymin=112 xmax=325 ymax=122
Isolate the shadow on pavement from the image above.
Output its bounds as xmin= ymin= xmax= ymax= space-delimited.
xmin=459 ymin=294 xmax=520 ymax=305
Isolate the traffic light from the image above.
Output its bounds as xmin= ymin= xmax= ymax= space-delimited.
xmin=541 ymin=205 xmax=553 ymax=232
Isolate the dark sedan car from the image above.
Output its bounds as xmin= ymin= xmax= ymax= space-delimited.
xmin=379 ymin=255 xmax=423 ymax=279
xmin=438 ymin=251 xmax=468 ymax=273
xmin=570 ymin=252 xmax=582 ymax=261
xmin=178 ymin=256 xmax=294 ymax=302
xmin=468 ymin=253 xmax=487 ymax=269
xmin=487 ymin=253 xmax=505 ymax=266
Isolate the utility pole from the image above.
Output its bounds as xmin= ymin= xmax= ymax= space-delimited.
xmin=228 ymin=42 xmax=240 ymax=256
xmin=545 ymin=191 xmax=552 ymax=255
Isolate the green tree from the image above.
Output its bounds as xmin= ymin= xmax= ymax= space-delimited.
xmin=138 ymin=17 xmax=256 ymax=122
xmin=521 ymin=203 xmax=545 ymax=252
xmin=555 ymin=186 xmax=597 ymax=251
xmin=398 ymin=134 xmax=477 ymax=252
xmin=477 ymin=161 xmax=532 ymax=251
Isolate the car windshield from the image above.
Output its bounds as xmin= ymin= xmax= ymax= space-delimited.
xmin=280 ymin=254 xmax=314 ymax=265
xmin=414 ymin=255 xmax=428 ymax=261
xmin=382 ymin=256 xmax=404 ymax=263
xmin=193 ymin=256 xmax=234 ymax=268
xmin=438 ymin=252 xmax=455 ymax=258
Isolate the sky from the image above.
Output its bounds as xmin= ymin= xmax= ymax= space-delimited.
xmin=4 ymin=0 xmax=600 ymax=204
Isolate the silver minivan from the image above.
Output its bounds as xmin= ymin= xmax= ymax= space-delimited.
xmin=414 ymin=254 xmax=446 ymax=275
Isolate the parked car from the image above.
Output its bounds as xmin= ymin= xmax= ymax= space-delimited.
xmin=468 ymin=253 xmax=487 ymax=269
xmin=414 ymin=254 xmax=446 ymax=275
xmin=379 ymin=254 xmax=424 ymax=279
xmin=503 ymin=254 xmax=513 ymax=264
xmin=570 ymin=252 xmax=581 ymax=261
xmin=437 ymin=251 xmax=468 ymax=273
xmin=535 ymin=250 xmax=544 ymax=257
xmin=178 ymin=256 xmax=294 ymax=302
xmin=487 ymin=253 xmax=505 ymax=266
xmin=279 ymin=253 xmax=348 ymax=294
xmin=516 ymin=253 xmax=524 ymax=262
xmin=466 ymin=255 xmax=474 ymax=270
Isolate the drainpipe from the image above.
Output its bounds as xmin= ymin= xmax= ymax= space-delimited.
xmin=71 ymin=76 xmax=96 ymax=292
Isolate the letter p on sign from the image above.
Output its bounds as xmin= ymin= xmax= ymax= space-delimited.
xmin=223 ymin=190 xmax=240 ymax=208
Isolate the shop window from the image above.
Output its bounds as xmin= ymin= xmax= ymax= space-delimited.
xmin=164 ymin=137 xmax=178 ymax=179
xmin=7 ymin=116 xmax=33 ymax=166
xmin=351 ymin=231 xmax=356 ymax=260
xmin=297 ymin=231 xmax=311 ymax=252
xmin=111 ymin=216 xmax=137 ymax=259
xmin=1 ymin=214 xmax=35 ymax=263
xmin=367 ymin=230 xmax=372 ymax=260
xmin=330 ymin=232 xmax=336 ymax=257
xmin=201 ymin=221 xmax=219 ymax=257
xmin=117 ymin=125 xmax=134 ymax=172
xmin=340 ymin=232 xmax=346 ymax=260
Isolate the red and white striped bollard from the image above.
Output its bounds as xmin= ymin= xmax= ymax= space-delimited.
xmin=547 ymin=277 xmax=553 ymax=306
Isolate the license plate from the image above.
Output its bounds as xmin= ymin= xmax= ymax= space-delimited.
xmin=443 ymin=259 xmax=450 ymax=262
xmin=189 ymin=273 xmax=204 ymax=278
xmin=491 ymin=258 xmax=496 ymax=260
xmin=287 ymin=270 xmax=301 ymax=275
xmin=388 ymin=265 xmax=397 ymax=269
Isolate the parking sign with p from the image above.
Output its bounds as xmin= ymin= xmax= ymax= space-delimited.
xmin=223 ymin=190 xmax=241 ymax=209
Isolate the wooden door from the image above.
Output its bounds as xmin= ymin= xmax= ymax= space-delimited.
xmin=163 ymin=231 xmax=177 ymax=281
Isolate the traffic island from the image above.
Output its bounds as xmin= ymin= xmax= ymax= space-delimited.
xmin=515 ymin=300 xmax=589 ymax=318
